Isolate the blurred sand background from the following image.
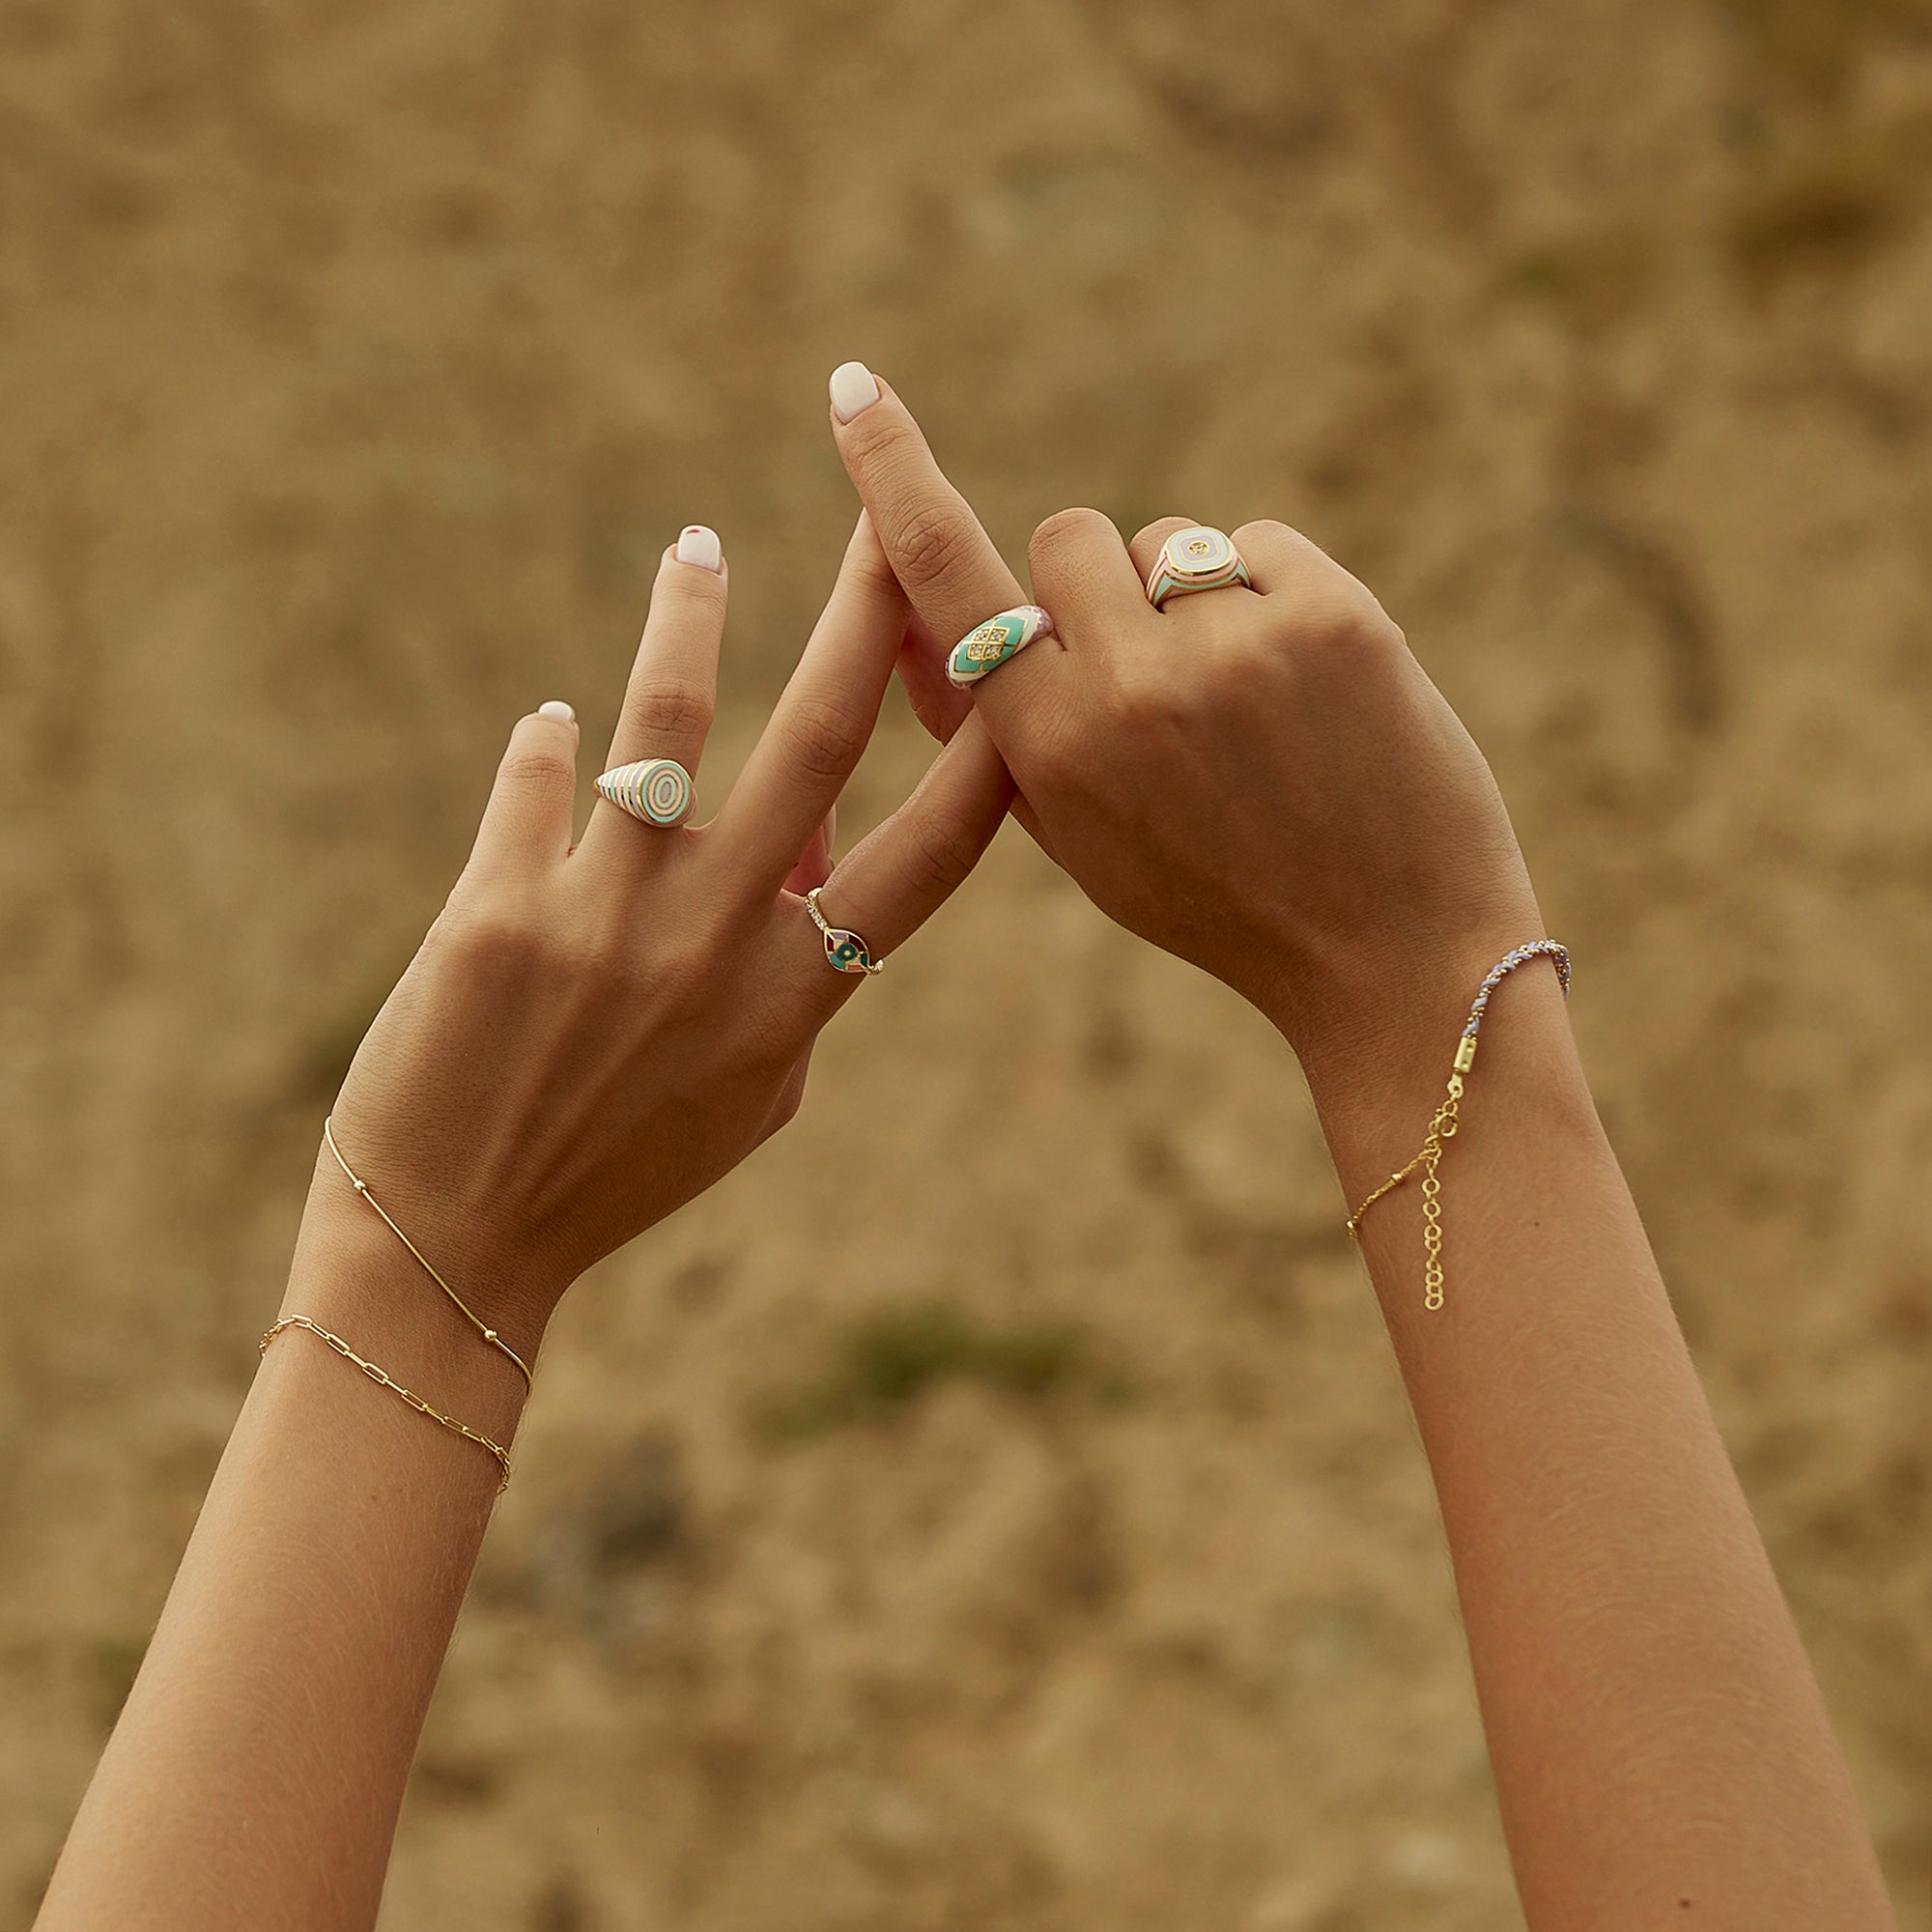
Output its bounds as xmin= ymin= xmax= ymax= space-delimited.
xmin=1 ymin=1 xmax=1928 ymax=1925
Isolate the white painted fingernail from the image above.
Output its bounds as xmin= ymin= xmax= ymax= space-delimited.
xmin=675 ymin=524 xmax=723 ymax=572
xmin=537 ymin=700 xmax=576 ymax=724
xmin=829 ymin=360 xmax=881 ymax=423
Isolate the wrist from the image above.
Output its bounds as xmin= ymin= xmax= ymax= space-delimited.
xmin=285 ymin=1169 xmax=548 ymax=1445
xmin=1274 ymin=935 xmax=1589 ymax=1212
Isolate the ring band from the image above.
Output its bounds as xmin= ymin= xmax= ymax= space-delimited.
xmin=804 ymin=886 xmax=882 ymax=976
xmin=1145 ymin=526 xmax=1251 ymax=610
xmin=597 ymin=758 xmax=695 ymax=827
xmin=946 ymin=604 xmax=1054 ymax=688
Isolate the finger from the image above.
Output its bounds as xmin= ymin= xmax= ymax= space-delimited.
xmin=1023 ymin=507 xmax=1157 ymax=647
xmin=827 ymin=364 xmax=1065 ymax=708
xmin=467 ymin=701 xmax=580 ymax=876
xmin=1230 ymin=518 xmax=1347 ymax=596
xmin=712 ymin=513 xmax=908 ymax=893
xmin=782 ymin=809 xmax=836 ymax=898
xmin=598 ymin=524 xmax=726 ymax=773
xmin=895 ymin=609 xmax=975 ymax=745
xmin=895 ymin=598 xmax=1063 ymax=866
xmin=788 ymin=709 xmax=1013 ymax=1001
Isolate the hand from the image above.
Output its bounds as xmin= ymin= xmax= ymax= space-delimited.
xmin=320 ymin=515 xmax=1012 ymax=1357
xmin=825 ymin=367 xmax=1545 ymax=1081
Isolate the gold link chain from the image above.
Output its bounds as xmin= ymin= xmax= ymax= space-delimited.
xmin=260 ymin=1314 xmax=512 ymax=1492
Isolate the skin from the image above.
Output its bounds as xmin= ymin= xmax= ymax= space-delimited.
xmin=34 ymin=514 xmax=1016 ymax=1931
xmin=828 ymin=373 xmax=1898 ymax=1929
xmin=32 ymin=378 xmax=1896 ymax=1930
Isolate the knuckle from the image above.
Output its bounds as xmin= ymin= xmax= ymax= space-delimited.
xmin=1028 ymin=505 xmax=1111 ymax=569
xmin=1103 ymin=662 xmax=1185 ymax=736
xmin=781 ymin=692 xmax=867 ymax=783
xmin=893 ymin=499 xmax=973 ymax=593
xmin=627 ymin=680 xmax=714 ymax=744
xmin=1017 ymin=729 xmax=1071 ymax=798
xmin=497 ymin=747 xmax=571 ymax=795
xmin=900 ymin=808 xmax=983 ymax=898
xmin=1130 ymin=517 xmax=1190 ymax=554
xmin=1232 ymin=517 xmax=1296 ymax=551
xmin=445 ymin=896 xmax=549 ymax=975
xmin=1012 ymin=701 xmax=1084 ymax=795
xmin=650 ymin=942 xmax=714 ymax=1013
xmin=1304 ymin=584 xmax=1402 ymax=655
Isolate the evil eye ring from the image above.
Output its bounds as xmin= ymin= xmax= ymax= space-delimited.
xmin=1144 ymin=526 xmax=1252 ymax=610
xmin=804 ymin=887 xmax=882 ymax=977
xmin=596 ymin=758 xmax=696 ymax=828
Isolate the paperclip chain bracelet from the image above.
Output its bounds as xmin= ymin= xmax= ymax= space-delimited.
xmin=323 ymin=1116 xmax=534 ymax=1390
xmin=261 ymin=1315 xmax=513 ymax=1492
xmin=1346 ymin=940 xmax=1572 ymax=1311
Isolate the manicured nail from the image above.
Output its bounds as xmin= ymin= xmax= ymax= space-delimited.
xmin=675 ymin=525 xmax=723 ymax=572
xmin=829 ymin=360 xmax=881 ymax=423
xmin=537 ymin=699 xmax=576 ymax=724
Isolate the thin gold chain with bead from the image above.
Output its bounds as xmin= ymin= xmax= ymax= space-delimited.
xmin=260 ymin=1315 xmax=512 ymax=1492
xmin=323 ymin=1115 xmax=533 ymax=1390
xmin=1347 ymin=941 xmax=1571 ymax=1312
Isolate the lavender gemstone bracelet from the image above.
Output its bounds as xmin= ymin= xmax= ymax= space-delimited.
xmin=1347 ymin=940 xmax=1572 ymax=1311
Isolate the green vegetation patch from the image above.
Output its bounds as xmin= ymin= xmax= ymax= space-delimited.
xmin=759 ymin=1302 xmax=1086 ymax=1439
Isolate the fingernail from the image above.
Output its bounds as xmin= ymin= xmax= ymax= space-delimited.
xmin=829 ymin=360 xmax=881 ymax=423
xmin=537 ymin=699 xmax=576 ymax=724
xmin=675 ymin=525 xmax=723 ymax=572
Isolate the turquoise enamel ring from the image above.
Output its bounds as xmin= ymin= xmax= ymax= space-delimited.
xmin=945 ymin=604 xmax=1054 ymax=688
xmin=805 ymin=886 xmax=882 ymax=976
xmin=597 ymin=758 xmax=696 ymax=828
xmin=1144 ymin=526 xmax=1251 ymax=609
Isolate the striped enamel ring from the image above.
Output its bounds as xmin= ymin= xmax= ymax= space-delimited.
xmin=945 ymin=604 xmax=1054 ymax=688
xmin=1145 ymin=526 xmax=1251 ymax=610
xmin=805 ymin=887 xmax=882 ymax=976
xmin=596 ymin=758 xmax=696 ymax=828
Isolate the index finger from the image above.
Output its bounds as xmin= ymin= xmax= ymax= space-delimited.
xmin=827 ymin=364 xmax=1063 ymax=699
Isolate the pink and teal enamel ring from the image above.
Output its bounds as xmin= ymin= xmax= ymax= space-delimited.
xmin=945 ymin=604 xmax=1054 ymax=688
xmin=1145 ymin=526 xmax=1251 ymax=610
xmin=805 ymin=887 xmax=882 ymax=976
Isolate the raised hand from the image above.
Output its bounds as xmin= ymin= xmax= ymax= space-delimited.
xmin=323 ymin=515 xmax=1012 ymax=1358
xmin=824 ymin=364 xmax=1544 ymax=1093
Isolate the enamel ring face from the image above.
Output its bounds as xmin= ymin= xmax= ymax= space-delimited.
xmin=945 ymin=604 xmax=1055 ymax=688
xmin=1144 ymin=526 xmax=1252 ymax=610
xmin=596 ymin=757 xmax=696 ymax=828
xmin=804 ymin=886 xmax=882 ymax=975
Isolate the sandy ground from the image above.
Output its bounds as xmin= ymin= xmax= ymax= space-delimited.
xmin=1 ymin=1 xmax=1928 ymax=1926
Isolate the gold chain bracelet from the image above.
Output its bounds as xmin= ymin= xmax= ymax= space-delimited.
xmin=1346 ymin=941 xmax=1572 ymax=1311
xmin=323 ymin=1116 xmax=534 ymax=1391
xmin=261 ymin=1315 xmax=513 ymax=1492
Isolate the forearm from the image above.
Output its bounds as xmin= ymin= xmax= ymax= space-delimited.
xmin=1297 ymin=959 xmax=1893 ymax=1928
xmin=36 ymin=1177 xmax=537 ymax=1932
